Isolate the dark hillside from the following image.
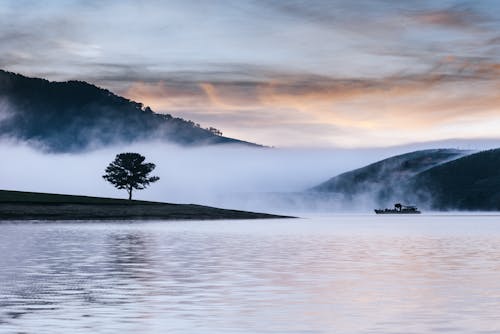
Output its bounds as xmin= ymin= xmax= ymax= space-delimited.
xmin=0 ymin=70 xmax=255 ymax=152
xmin=411 ymin=149 xmax=500 ymax=210
xmin=311 ymin=149 xmax=467 ymax=205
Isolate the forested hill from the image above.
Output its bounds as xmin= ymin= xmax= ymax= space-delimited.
xmin=0 ymin=70 xmax=255 ymax=152
xmin=310 ymin=148 xmax=500 ymax=211
xmin=311 ymin=149 xmax=467 ymax=202
xmin=410 ymin=149 xmax=500 ymax=210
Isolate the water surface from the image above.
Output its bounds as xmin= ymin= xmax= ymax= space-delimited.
xmin=1 ymin=215 xmax=500 ymax=333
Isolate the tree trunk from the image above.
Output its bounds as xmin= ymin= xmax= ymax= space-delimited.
xmin=128 ymin=187 xmax=133 ymax=200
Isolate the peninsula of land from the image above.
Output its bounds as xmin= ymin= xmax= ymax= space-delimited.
xmin=0 ymin=190 xmax=291 ymax=221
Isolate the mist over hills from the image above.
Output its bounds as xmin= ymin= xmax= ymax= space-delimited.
xmin=0 ymin=70 xmax=254 ymax=152
xmin=311 ymin=149 xmax=468 ymax=205
xmin=220 ymin=147 xmax=500 ymax=213
xmin=411 ymin=149 xmax=500 ymax=211
xmin=309 ymin=148 xmax=500 ymax=210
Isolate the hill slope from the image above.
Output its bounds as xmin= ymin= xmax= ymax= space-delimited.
xmin=0 ymin=70 xmax=255 ymax=152
xmin=311 ymin=149 xmax=468 ymax=206
xmin=410 ymin=149 xmax=500 ymax=210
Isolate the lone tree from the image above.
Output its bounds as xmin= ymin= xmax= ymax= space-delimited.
xmin=103 ymin=152 xmax=160 ymax=200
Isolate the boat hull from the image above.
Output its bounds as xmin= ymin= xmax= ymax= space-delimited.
xmin=374 ymin=209 xmax=421 ymax=214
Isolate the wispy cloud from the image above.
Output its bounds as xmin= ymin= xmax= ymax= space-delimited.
xmin=114 ymin=56 xmax=500 ymax=146
xmin=409 ymin=6 xmax=487 ymax=29
xmin=1 ymin=0 xmax=500 ymax=146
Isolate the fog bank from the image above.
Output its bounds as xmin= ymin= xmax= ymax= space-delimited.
xmin=1 ymin=139 xmax=499 ymax=213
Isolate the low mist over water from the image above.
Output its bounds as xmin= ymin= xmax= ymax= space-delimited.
xmin=2 ymin=215 xmax=500 ymax=333
xmin=0 ymin=140 xmax=403 ymax=212
xmin=3 ymin=139 xmax=500 ymax=213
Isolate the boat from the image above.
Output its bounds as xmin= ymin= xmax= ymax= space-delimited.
xmin=374 ymin=203 xmax=421 ymax=214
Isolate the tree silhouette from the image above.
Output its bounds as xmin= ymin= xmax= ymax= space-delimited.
xmin=207 ymin=127 xmax=223 ymax=136
xmin=103 ymin=153 xmax=160 ymax=200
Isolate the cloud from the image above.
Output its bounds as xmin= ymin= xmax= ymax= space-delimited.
xmin=1 ymin=0 xmax=500 ymax=147
xmin=112 ymin=56 xmax=500 ymax=146
xmin=1 ymin=0 xmax=497 ymax=80
xmin=409 ymin=6 xmax=487 ymax=29
xmin=489 ymin=36 xmax=500 ymax=44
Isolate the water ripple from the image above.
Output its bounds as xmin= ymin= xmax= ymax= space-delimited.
xmin=1 ymin=216 xmax=500 ymax=333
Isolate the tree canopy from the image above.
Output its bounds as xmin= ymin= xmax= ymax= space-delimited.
xmin=103 ymin=152 xmax=160 ymax=200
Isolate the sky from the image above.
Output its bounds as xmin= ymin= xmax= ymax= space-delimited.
xmin=1 ymin=0 xmax=500 ymax=147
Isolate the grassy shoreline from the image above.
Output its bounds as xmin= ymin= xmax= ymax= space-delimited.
xmin=0 ymin=190 xmax=293 ymax=221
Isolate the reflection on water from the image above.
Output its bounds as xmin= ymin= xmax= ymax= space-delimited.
xmin=1 ymin=215 xmax=500 ymax=333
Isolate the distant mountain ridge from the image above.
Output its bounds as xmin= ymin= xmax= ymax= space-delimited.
xmin=0 ymin=69 xmax=256 ymax=152
xmin=310 ymin=149 xmax=473 ymax=209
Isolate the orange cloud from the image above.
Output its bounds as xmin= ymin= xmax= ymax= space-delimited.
xmin=120 ymin=60 xmax=500 ymax=147
xmin=410 ymin=7 xmax=485 ymax=29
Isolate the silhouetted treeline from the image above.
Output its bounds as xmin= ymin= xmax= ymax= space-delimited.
xmin=0 ymin=70 xmax=250 ymax=152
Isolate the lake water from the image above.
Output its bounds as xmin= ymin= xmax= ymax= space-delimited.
xmin=1 ymin=215 xmax=500 ymax=334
